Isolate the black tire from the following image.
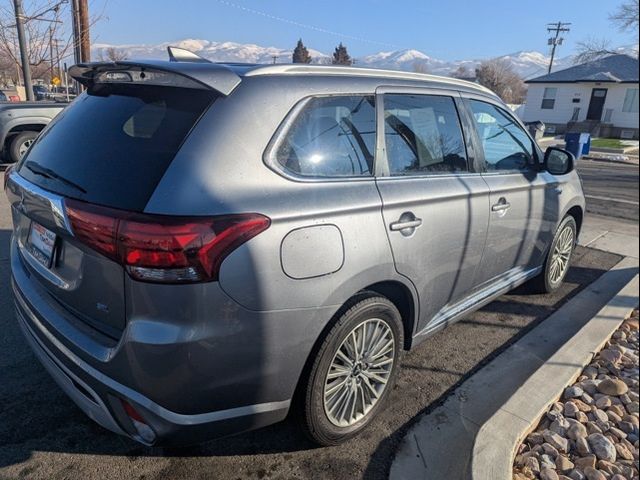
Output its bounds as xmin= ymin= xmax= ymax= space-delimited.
xmin=529 ymin=215 xmax=577 ymax=294
xmin=8 ymin=131 xmax=38 ymax=163
xmin=300 ymin=295 xmax=404 ymax=446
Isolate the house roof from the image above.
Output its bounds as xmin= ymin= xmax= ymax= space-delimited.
xmin=526 ymin=54 xmax=639 ymax=84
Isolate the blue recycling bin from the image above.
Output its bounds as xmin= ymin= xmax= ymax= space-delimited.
xmin=564 ymin=133 xmax=591 ymax=159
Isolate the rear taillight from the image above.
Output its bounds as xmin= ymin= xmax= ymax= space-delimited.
xmin=65 ymin=199 xmax=270 ymax=283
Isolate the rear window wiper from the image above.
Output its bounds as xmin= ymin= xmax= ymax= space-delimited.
xmin=24 ymin=161 xmax=87 ymax=194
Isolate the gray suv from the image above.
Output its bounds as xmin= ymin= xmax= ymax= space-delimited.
xmin=5 ymin=50 xmax=585 ymax=447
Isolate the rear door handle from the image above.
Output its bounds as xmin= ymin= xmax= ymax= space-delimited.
xmin=390 ymin=212 xmax=422 ymax=236
xmin=491 ymin=198 xmax=511 ymax=212
xmin=390 ymin=219 xmax=423 ymax=230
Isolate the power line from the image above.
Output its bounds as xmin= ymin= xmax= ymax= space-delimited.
xmin=215 ymin=0 xmax=403 ymax=49
xmin=546 ymin=21 xmax=571 ymax=74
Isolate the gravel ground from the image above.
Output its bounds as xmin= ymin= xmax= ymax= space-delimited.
xmin=513 ymin=310 xmax=640 ymax=480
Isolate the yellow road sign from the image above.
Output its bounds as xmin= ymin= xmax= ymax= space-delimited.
xmin=52 ymin=76 xmax=61 ymax=86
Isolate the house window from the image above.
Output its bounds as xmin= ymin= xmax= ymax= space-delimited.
xmin=622 ymin=88 xmax=639 ymax=113
xmin=541 ymin=88 xmax=557 ymax=109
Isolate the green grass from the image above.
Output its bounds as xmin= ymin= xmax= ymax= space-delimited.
xmin=590 ymin=138 xmax=626 ymax=149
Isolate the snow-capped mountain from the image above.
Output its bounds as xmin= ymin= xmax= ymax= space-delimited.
xmin=90 ymin=38 xmax=633 ymax=79
xmin=92 ymin=39 xmax=330 ymax=66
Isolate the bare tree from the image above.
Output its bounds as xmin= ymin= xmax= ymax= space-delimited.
xmin=98 ymin=46 xmax=127 ymax=62
xmin=574 ymin=1 xmax=639 ymax=64
xmin=574 ymin=38 xmax=619 ymax=64
xmin=0 ymin=0 xmax=105 ymax=85
xmin=475 ymin=59 xmax=526 ymax=103
xmin=610 ymin=0 xmax=639 ymax=32
xmin=451 ymin=64 xmax=472 ymax=79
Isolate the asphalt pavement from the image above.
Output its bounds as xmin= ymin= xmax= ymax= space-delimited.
xmin=577 ymin=158 xmax=639 ymax=221
xmin=0 ymin=169 xmax=624 ymax=480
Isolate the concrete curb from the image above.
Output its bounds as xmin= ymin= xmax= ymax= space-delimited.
xmin=581 ymin=156 xmax=639 ymax=167
xmin=472 ymin=269 xmax=639 ymax=479
xmin=389 ymin=256 xmax=639 ymax=480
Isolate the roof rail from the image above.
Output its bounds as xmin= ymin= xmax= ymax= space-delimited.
xmin=244 ymin=64 xmax=496 ymax=96
xmin=167 ymin=46 xmax=212 ymax=64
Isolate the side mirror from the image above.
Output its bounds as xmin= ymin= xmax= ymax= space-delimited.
xmin=544 ymin=147 xmax=575 ymax=175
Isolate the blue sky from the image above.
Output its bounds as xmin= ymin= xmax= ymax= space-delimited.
xmin=93 ymin=0 xmax=635 ymax=59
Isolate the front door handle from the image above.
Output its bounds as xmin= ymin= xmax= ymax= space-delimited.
xmin=491 ymin=198 xmax=511 ymax=212
xmin=390 ymin=212 xmax=422 ymax=236
xmin=390 ymin=219 xmax=423 ymax=230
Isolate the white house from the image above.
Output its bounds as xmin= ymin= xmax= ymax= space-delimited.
xmin=522 ymin=54 xmax=639 ymax=139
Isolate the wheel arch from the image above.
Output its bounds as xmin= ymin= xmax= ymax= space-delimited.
xmin=3 ymin=122 xmax=47 ymax=151
xmin=290 ymin=278 xmax=418 ymax=414
xmin=565 ymin=205 xmax=583 ymax=237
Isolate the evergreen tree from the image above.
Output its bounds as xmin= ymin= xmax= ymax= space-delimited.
xmin=332 ymin=43 xmax=352 ymax=66
xmin=292 ymin=38 xmax=312 ymax=64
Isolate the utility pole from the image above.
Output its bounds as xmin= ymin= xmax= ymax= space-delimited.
xmin=78 ymin=0 xmax=90 ymax=62
xmin=49 ymin=26 xmax=55 ymax=83
xmin=13 ymin=0 xmax=34 ymax=101
xmin=71 ymin=0 xmax=81 ymax=64
xmin=271 ymin=55 xmax=278 ymax=64
xmin=546 ymin=21 xmax=571 ymax=74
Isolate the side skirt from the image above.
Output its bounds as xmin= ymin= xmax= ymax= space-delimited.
xmin=410 ymin=266 xmax=543 ymax=348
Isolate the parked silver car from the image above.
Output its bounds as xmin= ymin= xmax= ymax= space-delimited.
xmin=5 ymin=49 xmax=585 ymax=447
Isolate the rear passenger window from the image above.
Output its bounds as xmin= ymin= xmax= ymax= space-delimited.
xmin=383 ymin=94 xmax=468 ymax=175
xmin=273 ymin=96 xmax=375 ymax=178
xmin=468 ymin=100 xmax=535 ymax=172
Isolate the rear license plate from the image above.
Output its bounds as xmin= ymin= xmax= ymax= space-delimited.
xmin=28 ymin=222 xmax=56 ymax=268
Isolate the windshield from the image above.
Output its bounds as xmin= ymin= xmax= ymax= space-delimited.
xmin=18 ymin=84 xmax=216 ymax=211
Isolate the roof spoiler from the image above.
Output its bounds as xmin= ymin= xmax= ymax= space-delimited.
xmin=69 ymin=58 xmax=241 ymax=96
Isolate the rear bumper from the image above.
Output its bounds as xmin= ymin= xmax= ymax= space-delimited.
xmin=14 ymin=280 xmax=291 ymax=445
xmin=10 ymin=235 xmax=336 ymax=445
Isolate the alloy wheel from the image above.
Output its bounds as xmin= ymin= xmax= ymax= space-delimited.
xmin=549 ymin=225 xmax=574 ymax=285
xmin=323 ymin=318 xmax=395 ymax=427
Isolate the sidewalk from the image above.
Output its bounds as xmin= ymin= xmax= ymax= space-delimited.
xmin=390 ymin=214 xmax=639 ymax=480
xmin=579 ymin=213 xmax=639 ymax=259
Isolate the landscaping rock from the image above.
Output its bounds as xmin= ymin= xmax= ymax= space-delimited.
xmin=565 ymin=402 xmax=580 ymax=418
xmin=595 ymin=396 xmax=612 ymax=409
xmin=513 ymin=312 xmax=639 ymax=480
xmin=575 ymin=436 xmax=591 ymax=455
xmin=555 ymin=455 xmax=574 ymax=473
xmin=583 ymin=466 xmax=607 ymax=480
xmin=541 ymin=467 xmax=560 ymax=480
xmin=568 ymin=469 xmax=585 ymax=480
xmin=568 ymin=422 xmax=588 ymax=441
xmin=597 ymin=378 xmax=628 ymax=396
xmin=574 ymin=454 xmax=597 ymax=470
xmin=588 ymin=433 xmax=617 ymax=462
xmin=565 ymin=386 xmax=585 ymax=399
xmin=544 ymin=431 xmax=569 ymax=453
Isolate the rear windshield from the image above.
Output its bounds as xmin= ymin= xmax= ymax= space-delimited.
xmin=18 ymin=84 xmax=216 ymax=211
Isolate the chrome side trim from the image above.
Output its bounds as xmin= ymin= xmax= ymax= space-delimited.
xmin=415 ymin=265 xmax=542 ymax=341
xmin=8 ymin=170 xmax=73 ymax=234
xmin=13 ymin=280 xmax=291 ymax=426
